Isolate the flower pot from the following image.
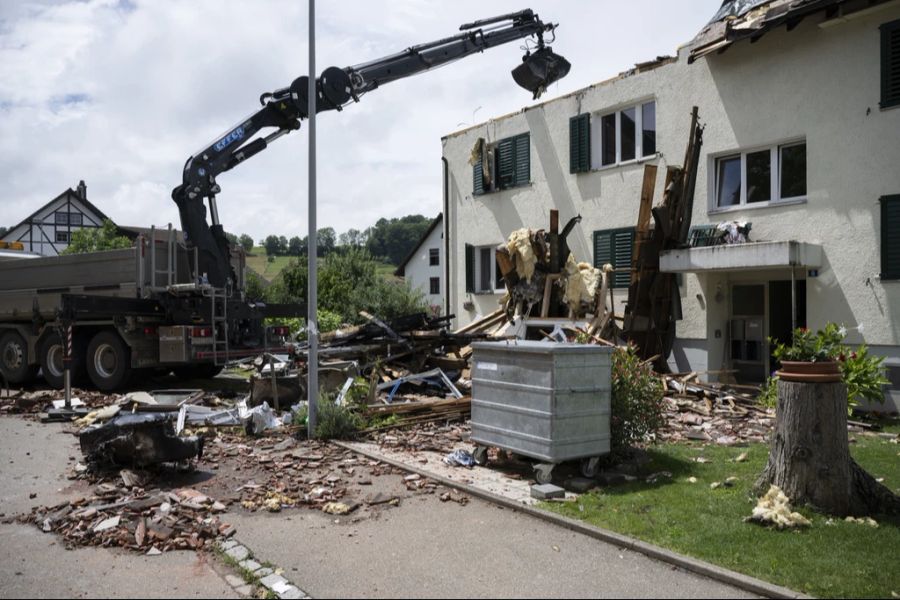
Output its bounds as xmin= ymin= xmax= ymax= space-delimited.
xmin=776 ymin=360 xmax=842 ymax=383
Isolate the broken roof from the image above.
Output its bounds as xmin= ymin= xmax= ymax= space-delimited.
xmin=688 ymin=0 xmax=895 ymax=63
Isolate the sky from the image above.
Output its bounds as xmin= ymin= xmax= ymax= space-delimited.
xmin=0 ymin=0 xmax=721 ymax=242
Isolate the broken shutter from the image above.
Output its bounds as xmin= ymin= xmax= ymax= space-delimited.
xmin=569 ymin=113 xmax=591 ymax=173
xmin=494 ymin=133 xmax=530 ymax=190
xmin=473 ymin=160 xmax=484 ymax=195
xmin=882 ymin=19 xmax=900 ymax=109
xmin=881 ymin=195 xmax=900 ymax=280
xmin=465 ymin=244 xmax=475 ymax=292
xmin=593 ymin=227 xmax=635 ymax=288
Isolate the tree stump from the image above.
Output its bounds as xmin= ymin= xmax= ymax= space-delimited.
xmin=754 ymin=380 xmax=900 ymax=516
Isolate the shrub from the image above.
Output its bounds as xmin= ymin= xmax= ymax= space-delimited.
xmin=610 ymin=344 xmax=666 ymax=451
xmin=62 ymin=219 xmax=132 ymax=254
xmin=313 ymin=395 xmax=362 ymax=440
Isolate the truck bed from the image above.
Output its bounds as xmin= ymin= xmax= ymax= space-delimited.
xmin=0 ymin=243 xmax=192 ymax=322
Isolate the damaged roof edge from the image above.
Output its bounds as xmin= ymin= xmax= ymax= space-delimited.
xmin=441 ymin=55 xmax=677 ymax=141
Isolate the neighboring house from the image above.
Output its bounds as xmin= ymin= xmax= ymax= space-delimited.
xmin=442 ymin=0 xmax=900 ymax=410
xmin=1 ymin=181 xmax=110 ymax=256
xmin=394 ymin=214 xmax=444 ymax=313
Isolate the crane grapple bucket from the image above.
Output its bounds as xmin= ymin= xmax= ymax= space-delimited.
xmin=512 ymin=47 xmax=571 ymax=99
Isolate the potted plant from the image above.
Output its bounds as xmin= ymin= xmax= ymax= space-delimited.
xmin=771 ymin=324 xmax=844 ymax=382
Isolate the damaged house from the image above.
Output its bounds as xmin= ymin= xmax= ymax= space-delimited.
xmin=440 ymin=0 xmax=900 ymax=410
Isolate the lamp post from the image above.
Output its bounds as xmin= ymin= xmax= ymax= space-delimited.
xmin=306 ymin=0 xmax=318 ymax=439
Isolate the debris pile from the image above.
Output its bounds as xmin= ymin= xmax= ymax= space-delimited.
xmin=658 ymin=372 xmax=774 ymax=444
xmin=745 ymin=484 xmax=811 ymax=529
xmin=0 ymin=388 xmax=116 ymax=416
xmin=21 ymin=482 xmax=233 ymax=553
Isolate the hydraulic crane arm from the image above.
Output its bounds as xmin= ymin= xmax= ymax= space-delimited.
xmin=173 ymin=9 xmax=570 ymax=288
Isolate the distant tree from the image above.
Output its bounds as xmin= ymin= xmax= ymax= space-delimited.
xmin=263 ymin=235 xmax=284 ymax=256
xmin=317 ymin=227 xmax=336 ymax=257
xmin=338 ymin=228 xmax=366 ymax=248
xmin=0 ymin=226 xmax=8 ymax=238
xmin=239 ymin=234 xmax=254 ymax=252
xmin=62 ymin=220 xmax=133 ymax=254
xmin=278 ymin=236 xmax=289 ymax=255
xmin=244 ymin=267 xmax=268 ymax=300
xmin=364 ymin=214 xmax=432 ymax=265
xmin=225 ymin=232 xmax=239 ymax=246
xmin=288 ymin=235 xmax=306 ymax=256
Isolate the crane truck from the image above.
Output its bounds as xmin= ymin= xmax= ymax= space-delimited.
xmin=0 ymin=9 xmax=570 ymax=392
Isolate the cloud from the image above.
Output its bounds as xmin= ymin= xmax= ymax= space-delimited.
xmin=0 ymin=0 xmax=720 ymax=241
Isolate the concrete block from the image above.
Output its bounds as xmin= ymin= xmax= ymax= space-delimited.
xmin=219 ymin=539 xmax=239 ymax=551
xmin=530 ymin=483 xmax=565 ymax=500
xmin=259 ymin=573 xmax=288 ymax=591
xmin=277 ymin=585 xmax=306 ymax=599
xmin=239 ymin=559 xmax=262 ymax=573
xmin=225 ymin=545 xmax=250 ymax=562
xmin=254 ymin=567 xmax=274 ymax=578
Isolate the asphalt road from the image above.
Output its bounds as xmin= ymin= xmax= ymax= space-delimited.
xmin=228 ymin=475 xmax=757 ymax=599
xmin=0 ymin=417 xmax=238 ymax=599
xmin=0 ymin=415 xmax=758 ymax=599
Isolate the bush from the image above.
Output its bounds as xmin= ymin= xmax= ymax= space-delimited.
xmin=313 ymin=395 xmax=362 ymax=440
xmin=610 ymin=344 xmax=666 ymax=451
xmin=62 ymin=219 xmax=132 ymax=254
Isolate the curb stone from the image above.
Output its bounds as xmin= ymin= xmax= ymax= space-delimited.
xmin=334 ymin=440 xmax=812 ymax=600
xmin=216 ymin=540 xmax=311 ymax=598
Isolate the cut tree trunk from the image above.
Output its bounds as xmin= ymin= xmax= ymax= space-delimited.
xmin=754 ymin=380 xmax=900 ymax=516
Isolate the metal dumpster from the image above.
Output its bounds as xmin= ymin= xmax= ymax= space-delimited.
xmin=470 ymin=340 xmax=612 ymax=482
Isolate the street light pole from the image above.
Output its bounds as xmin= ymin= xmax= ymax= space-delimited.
xmin=306 ymin=0 xmax=318 ymax=440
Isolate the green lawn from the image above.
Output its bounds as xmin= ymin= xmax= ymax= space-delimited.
xmin=245 ymin=246 xmax=296 ymax=280
xmin=544 ymin=425 xmax=900 ymax=598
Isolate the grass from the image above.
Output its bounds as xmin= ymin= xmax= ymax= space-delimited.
xmin=245 ymin=246 xmax=296 ymax=280
xmin=544 ymin=425 xmax=900 ymax=598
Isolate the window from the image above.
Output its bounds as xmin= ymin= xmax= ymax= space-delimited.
xmin=55 ymin=231 xmax=70 ymax=243
xmin=591 ymin=100 xmax=656 ymax=169
xmin=429 ymin=277 xmax=440 ymax=295
xmin=474 ymin=133 xmax=530 ymax=194
xmin=55 ymin=212 xmax=68 ymax=225
xmin=593 ymin=228 xmax=635 ymax=288
xmin=54 ymin=212 xmax=83 ymax=226
xmin=465 ymin=244 xmax=504 ymax=293
xmin=69 ymin=213 xmax=83 ymax=226
xmin=882 ymin=195 xmax=900 ymax=280
xmin=429 ymin=248 xmax=439 ymax=266
xmin=713 ymin=141 xmax=806 ymax=209
xmin=569 ymin=113 xmax=590 ymax=173
xmin=882 ymin=19 xmax=900 ymax=109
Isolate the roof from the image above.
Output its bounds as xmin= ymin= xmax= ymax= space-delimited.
xmin=3 ymin=185 xmax=112 ymax=234
xmin=687 ymin=0 xmax=895 ymax=63
xmin=394 ymin=213 xmax=443 ymax=278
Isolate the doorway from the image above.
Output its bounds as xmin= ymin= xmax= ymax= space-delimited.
xmin=768 ymin=279 xmax=807 ymax=371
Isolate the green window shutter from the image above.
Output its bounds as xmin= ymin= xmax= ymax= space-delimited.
xmin=593 ymin=228 xmax=635 ymax=288
xmin=882 ymin=195 xmax=900 ymax=280
xmin=465 ymin=244 xmax=475 ymax=292
xmin=882 ymin=19 xmax=900 ymax=110
xmin=569 ymin=114 xmax=591 ymax=173
xmin=497 ymin=137 xmax=516 ymax=189
xmin=473 ymin=159 xmax=484 ymax=195
xmin=514 ymin=133 xmax=530 ymax=186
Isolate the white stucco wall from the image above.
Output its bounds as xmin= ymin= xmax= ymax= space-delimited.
xmin=403 ymin=223 xmax=443 ymax=312
xmin=444 ymin=4 xmax=900 ymax=355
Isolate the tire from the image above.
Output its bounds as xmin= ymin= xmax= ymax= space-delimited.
xmin=0 ymin=331 xmax=38 ymax=384
xmin=86 ymin=330 xmax=133 ymax=392
xmin=580 ymin=456 xmax=601 ymax=479
xmin=39 ymin=332 xmax=87 ymax=389
xmin=172 ymin=364 xmax=223 ymax=380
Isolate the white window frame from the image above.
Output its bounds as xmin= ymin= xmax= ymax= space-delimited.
xmin=709 ymin=139 xmax=807 ymax=214
xmin=591 ymin=99 xmax=658 ymax=170
xmin=473 ymin=245 xmax=505 ymax=294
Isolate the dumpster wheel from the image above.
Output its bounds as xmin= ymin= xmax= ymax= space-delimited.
xmin=533 ymin=463 xmax=555 ymax=485
xmin=580 ymin=456 xmax=601 ymax=479
xmin=472 ymin=445 xmax=489 ymax=466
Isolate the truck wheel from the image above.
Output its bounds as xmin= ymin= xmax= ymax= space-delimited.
xmin=39 ymin=332 xmax=87 ymax=389
xmin=173 ymin=364 xmax=224 ymax=380
xmin=0 ymin=331 xmax=39 ymax=384
xmin=86 ymin=331 xmax=133 ymax=392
